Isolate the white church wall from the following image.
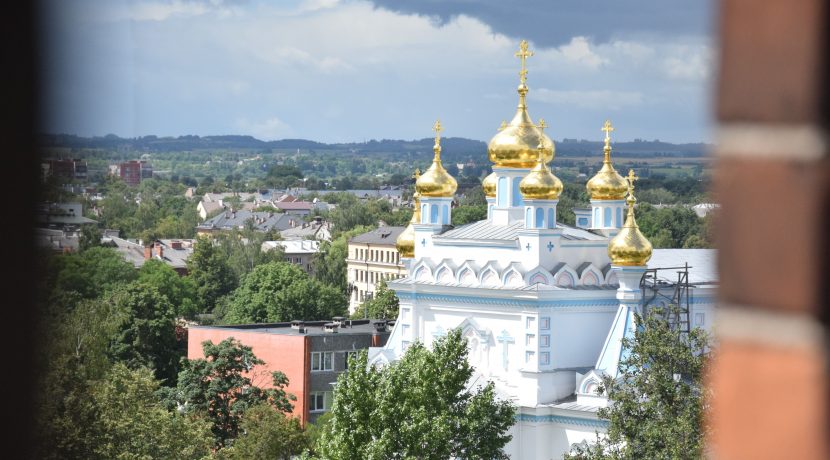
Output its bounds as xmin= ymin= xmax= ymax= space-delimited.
xmin=551 ymin=310 xmax=617 ymax=369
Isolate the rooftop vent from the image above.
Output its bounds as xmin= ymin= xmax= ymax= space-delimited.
xmin=323 ymin=322 xmax=339 ymax=333
xmin=372 ymin=320 xmax=388 ymax=332
xmin=291 ymin=320 xmax=305 ymax=329
xmin=332 ymin=316 xmax=345 ymax=327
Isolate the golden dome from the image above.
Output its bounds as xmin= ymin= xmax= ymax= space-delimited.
xmin=416 ymin=120 xmax=457 ymax=198
xmin=519 ymin=120 xmax=563 ymax=200
xmin=482 ymin=171 xmax=497 ymax=198
xmin=487 ymin=40 xmax=555 ymax=168
xmin=586 ymin=120 xmax=627 ymax=200
xmin=396 ymin=172 xmax=421 ymax=259
xmin=608 ymin=170 xmax=653 ymax=266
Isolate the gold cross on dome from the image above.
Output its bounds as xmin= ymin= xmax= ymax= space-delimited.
xmin=515 ymin=40 xmax=534 ymax=84
xmin=602 ymin=120 xmax=614 ymax=140
xmin=537 ymin=118 xmax=547 ymax=132
xmin=626 ymin=169 xmax=639 ymax=192
xmin=499 ymin=120 xmax=507 ymax=131
xmin=432 ymin=120 xmax=443 ymax=143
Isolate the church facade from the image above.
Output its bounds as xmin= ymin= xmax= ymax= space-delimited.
xmin=368 ymin=41 xmax=716 ymax=459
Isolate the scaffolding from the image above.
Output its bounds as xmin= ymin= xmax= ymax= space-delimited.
xmin=640 ymin=263 xmax=692 ymax=333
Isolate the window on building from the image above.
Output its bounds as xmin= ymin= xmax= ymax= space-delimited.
xmin=526 ymin=317 xmax=535 ymax=328
xmin=540 ymin=352 xmax=550 ymax=366
xmin=540 ymin=334 xmax=550 ymax=348
xmin=311 ymin=351 xmax=334 ymax=372
xmin=525 ymin=351 xmax=535 ymax=363
xmin=526 ymin=334 xmax=535 ymax=346
xmin=310 ymin=391 xmax=331 ymax=412
xmin=540 ymin=317 xmax=550 ymax=330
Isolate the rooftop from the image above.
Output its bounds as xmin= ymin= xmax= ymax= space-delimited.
xmin=192 ymin=318 xmax=394 ymax=336
xmin=349 ymin=226 xmax=406 ymax=245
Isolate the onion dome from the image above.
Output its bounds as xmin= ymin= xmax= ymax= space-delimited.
xmin=488 ymin=40 xmax=554 ymax=168
xmin=519 ymin=120 xmax=563 ymax=200
xmin=586 ymin=120 xmax=628 ymax=200
xmin=396 ymin=170 xmax=421 ymax=259
xmin=608 ymin=170 xmax=653 ymax=266
xmin=482 ymin=171 xmax=497 ymax=198
xmin=416 ymin=120 xmax=457 ymax=198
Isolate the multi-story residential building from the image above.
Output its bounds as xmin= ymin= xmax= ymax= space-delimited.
xmin=346 ymin=226 xmax=406 ymax=315
xmin=117 ymin=160 xmax=142 ymax=186
xmin=261 ymin=239 xmax=320 ymax=275
xmin=187 ymin=318 xmax=392 ymax=425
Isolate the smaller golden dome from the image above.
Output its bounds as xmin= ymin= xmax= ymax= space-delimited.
xmin=519 ymin=119 xmax=563 ymax=200
xmin=482 ymin=172 xmax=497 ymax=198
xmin=396 ymin=173 xmax=421 ymax=259
xmin=608 ymin=170 xmax=653 ymax=266
xmin=587 ymin=120 xmax=628 ymax=200
xmin=416 ymin=120 xmax=457 ymax=198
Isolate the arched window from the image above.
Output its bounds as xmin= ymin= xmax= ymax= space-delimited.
xmin=525 ymin=207 xmax=531 ymax=224
xmin=512 ymin=179 xmax=523 ymax=206
xmin=430 ymin=204 xmax=439 ymax=224
xmin=497 ymin=177 xmax=507 ymax=206
xmin=616 ymin=207 xmax=622 ymax=227
xmin=421 ymin=204 xmax=428 ymax=223
xmin=604 ymin=207 xmax=612 ymax=227
xmin=593 ymin=208 xmax=600 ymax=227
xmin=547 ymin=208 xmax=555 ymax=228
xmin=442 ymin=204 xmax=449 ymax=223
xmin=535 ymin=208 xmax=544 ymax=228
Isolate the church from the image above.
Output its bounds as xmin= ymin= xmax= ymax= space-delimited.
xmin=367 ymin=41 xmax=716 ymax=459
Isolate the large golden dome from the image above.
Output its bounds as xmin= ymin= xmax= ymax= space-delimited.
xmin=416 ymin=120 xmax=457 ymax=198
xmin=396 ymin=178 xmax=421 ymax=259
xmin=586 ymin=120 xmax=627 ymax=200
xmin=487 ymin=40 xmax=554 ymax=168
xmin=520 ymin=122 xmax=563 ymax=200
xmin=482 ymin=171 xmax=497 ymax=198
xmin=608 ymin=170 xmax=653 ymax=266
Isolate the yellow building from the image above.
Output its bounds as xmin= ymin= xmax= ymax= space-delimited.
xmin=346 ymin=226 xmax=406 ymax=315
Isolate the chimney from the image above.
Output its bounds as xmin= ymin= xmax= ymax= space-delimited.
xmin=371 ymin=331 xmax=382 ymax=347
xmin=144 ymin=246 xmax=152 ymax=260
xmin=155 ymin=242 xmax=164 ymax=259
xmin=323 ymin=322 xmax=339 ymax=333
xmin=171 ymin=240 xmax=182 ymax=250
xmin=291 ymin=320 xmax=306 ymax=334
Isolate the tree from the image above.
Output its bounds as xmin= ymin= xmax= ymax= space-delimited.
xmin=107 ymin=282 xmax=180 ymax=384
xmin=452 ymin=204 xmax=487 ymax=226
xmin=359 ymin=279 xmax=400 ymax=319
xmin=164 ymin=338 xmax=297 ymax=446
xmin=52 ymin=246 xmax=137 ymax=299
xmin=216 ymin=403 xmax=309 ymax=459
xmin=90 ymin=363 xmax=214 ymax=460
xmin=566 ymin=306 xmax=710 ymax=460
xmin=79 ymin=224 xmax=102 ymax=251
xmin=223 ymin=261 xmax=347 ymax=324
xmin=138 ymin=259 xmax=199 ymax=318
xmin=318 ymin=329 xmax=516 ymax=459
xmin=188 ymin=236 xmax=237 ymax=313
xmin=312 ymin=225 xmax=372 ymax=294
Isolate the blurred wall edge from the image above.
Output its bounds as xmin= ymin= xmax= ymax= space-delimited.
xmin=708 ymin=0 xmax=830 ymax=458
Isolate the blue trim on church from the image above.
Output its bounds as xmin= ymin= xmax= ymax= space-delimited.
xmin=395 ymin=291 xmax=717 ymax=310
xmin=516 ymin=413 xmax=609 ymax=428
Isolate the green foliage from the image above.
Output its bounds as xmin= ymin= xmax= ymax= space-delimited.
xmin=106 ymin=282 xmax=180 ymax=384
xmin=566 ymin=307 xmax=710 ymax=460
xmin=216 ymin=403 xmax=309 ymax=460
xmin=90 ymin=363 xmax=213 ymax=460
xmin=636 ymin=203 xmax=709 ymax=249
xmin=452 ymin=204 xmax=487 ymax=226
xmin=164 ymin=338 xmax=297 ymax=447
xmin=312 ymin=225 xmax=373 ymax=294
xmin=318 ymin=329 xmax=516 ymax=459
xmin=138 ymin=259 xmax=199 ymax=318
xmin=357 ymin=279 xmax=400 ymax=319
xmin=79 ymin=224 xmax=103 ymax=251
xmin=52 ymin=247 xmax=137 ymax=299
xmin=223 ymin=261 xmax=347 ymax=323
xmin=187 ymin=236 xmax=237 ymax=312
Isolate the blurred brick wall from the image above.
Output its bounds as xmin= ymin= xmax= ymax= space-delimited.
xmin=708 ymin=0 xmax=830 ymax=458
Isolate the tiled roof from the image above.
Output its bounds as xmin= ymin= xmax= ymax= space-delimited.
xmin=349 ymin=226 xmax=405 ymax=245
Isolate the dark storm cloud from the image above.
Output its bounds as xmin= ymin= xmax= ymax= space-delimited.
xmin=367 ymin=0 xmax=713 ymax=46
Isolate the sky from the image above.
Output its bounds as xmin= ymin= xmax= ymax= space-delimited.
xmin=40 ymin=0 xmax=715 ymax=144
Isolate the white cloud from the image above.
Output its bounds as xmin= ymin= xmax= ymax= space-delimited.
xmin=236 ymin=117 xmax=293 ymax=140
xmin=556 ymin=37 xmax=606 ymax=69
xmin=533 ymin=89 xmax=644 ymax=110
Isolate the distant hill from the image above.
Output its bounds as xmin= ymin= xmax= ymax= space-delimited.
xmin=39 ymin=133 xmax=711 ymax=159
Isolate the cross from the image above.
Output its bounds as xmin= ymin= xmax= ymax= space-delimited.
xmin=496 ymin=330 xmax=515 ymax=370
xmin=547 ymin=241 xmax=554 ymax=252
xmin=626 ymin=169 xmax=639 ymax=194
xmin=515 ymin=40 xmax=534 ymax=84
xmin=526 ymin=243 xmax=531 ymax=251
xmin=602 ymin=119 xmax=614 ymax=141
xmin=433 ymin=119 xmax=443 ymax=144
xmin=537 ymin=118 xmax=547 ymax=132
xmin=499 ymin=120 xmax=507 ymax=131
xmin=421 ymin=238 xmax=426 ymax=247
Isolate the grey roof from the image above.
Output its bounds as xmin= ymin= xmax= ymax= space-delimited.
xmin=197 ymin=210 xmax=299 ymax=232
xmin=559 ymin=223 xmax=607 ymax=241
xmin=192 ymin=319 xmax=393 ymax=337
xmin=435 ymin=220 xmax=524 ymax=241
xmin=107 ymin=237 xmax=195 ymax=269
xmin=349 ymin=226 xmax=405 ymax=245
xmin=648 ymin=249 xmax=717 ymax=285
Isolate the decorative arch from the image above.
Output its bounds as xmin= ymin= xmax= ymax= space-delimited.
xmin=456 ymin=262 xmax=478 ymax=286
xmin=502 ymin=266 xmax=524 ymax=287
xmin=479 ymin=265 xmax=500 ymax=287
xmin=605 ymin=270 xmax=619 ymax=287
xmin=435 ymin=267 xmax=454 ymax=284
xmin=412 ymin=261 xmax=434 ymax=282
xmin=578 ymin=263 xmax=603 ymax=287
xmin=524 ymin=267 xmax=553 ymax=286
xmin=552 ymin=265 xmax=578 ymax=288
